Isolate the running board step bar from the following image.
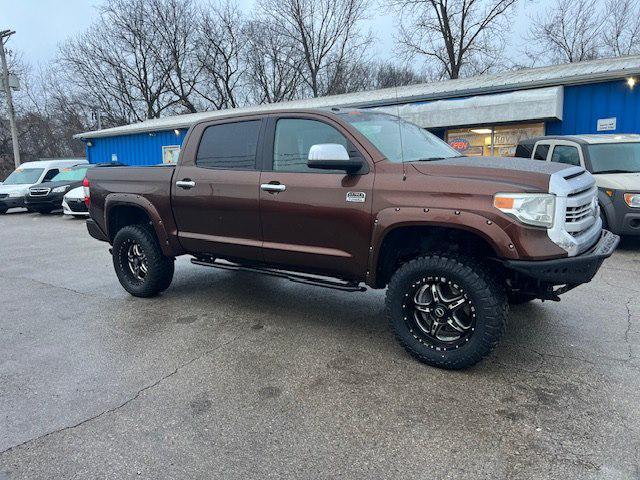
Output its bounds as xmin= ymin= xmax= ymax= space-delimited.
xmin=191 ymin=258 xmax=366 ymax=292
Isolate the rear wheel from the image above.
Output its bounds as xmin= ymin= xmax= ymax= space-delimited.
xmin=112 ymin=224 xmax=174 ymax=297
xmin=385 ymin=254 xmax=508 ymax=369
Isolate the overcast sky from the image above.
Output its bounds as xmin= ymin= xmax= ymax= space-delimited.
xmin=3 ymin=0 xmax=549 ymax=69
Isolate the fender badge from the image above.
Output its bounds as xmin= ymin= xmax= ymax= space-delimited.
xmin=346 ymin=191 xmax=366 ymax=203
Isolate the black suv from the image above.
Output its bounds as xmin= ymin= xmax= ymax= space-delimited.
xmin=26 ymin=165 xmax=93 ymax=214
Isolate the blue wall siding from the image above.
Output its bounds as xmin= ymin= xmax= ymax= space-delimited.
xmin=546 ymin=80 xmax=640 ymax=135
xmin=86 ymin=129 xmax=188 ymax=165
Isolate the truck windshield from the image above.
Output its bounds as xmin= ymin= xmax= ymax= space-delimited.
xmin=52 ymin=167 xmax=88 ymax=182
xmin=588 ymin=143 xmax=640 ymax=173
xmin=339 ymin=111 xmax=460 ymax=163
xmin=3 ymin=168 xmax=44 ymax=185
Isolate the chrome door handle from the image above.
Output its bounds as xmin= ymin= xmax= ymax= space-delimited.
xmin=260 ymin=183 xmax=286 ymax=193
xmin=176 ymin=180 xmax=196 ymax=189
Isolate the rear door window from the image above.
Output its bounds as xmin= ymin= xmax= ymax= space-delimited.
xmin=533 ymin=144 xmax=550 ymax=160
xmin=550 ymin=145 xmax=581 ymax=166
xmin=196 ymin=120 xmax=261 ymax=170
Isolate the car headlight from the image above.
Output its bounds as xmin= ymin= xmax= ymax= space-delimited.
xmin=8 ymin=191 xmax=24 ymax=197
xmin=52 ymin=186 xmax=69 ymax=193
xmin=624 ymin=193 xmax=640 ymax=208
xmin=494 ymin=193 xmax=556 ymax=228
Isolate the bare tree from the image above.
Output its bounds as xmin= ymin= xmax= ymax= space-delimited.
xmin=602 ymin=0 xmax=640 ymax=57
xmin=148 ymin=0 xmax=205 ymax=114
xmin=243 ymin=19 xmax=304 ymax=104
xmin=527 ymin=0 xmax=602 ymax=64
xmin=196 ymin=1 xmax=246 ymax=109
xmin=386 ymin=0 xmax=518 ymax=80
xmin=1 ymin=60 xmax=90 ymax=180
xmin=373 ymin=61 xmax=427 ymax=88
xmin=58 ymin=0 xmax=177 ymax=122
xmin=255 ymin=0 xmax=372 ymax=97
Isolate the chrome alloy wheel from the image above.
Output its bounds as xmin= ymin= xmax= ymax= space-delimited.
xmin=403 ymin=276 xmax=476 ymax=349
xmin=126 ymin=242 xmax=148 ymax=281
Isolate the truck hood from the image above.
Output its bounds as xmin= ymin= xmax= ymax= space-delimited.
xmin=411 ymin=156 xmax=570 ymax=191
xmin=594 ymin=172 xmax=640 ymax=190
xmin=0 ymin=184 xmax=30 ymax=196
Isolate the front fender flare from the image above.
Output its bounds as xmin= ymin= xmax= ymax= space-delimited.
xmin=366 ymin=207 xmax=518 ymax=287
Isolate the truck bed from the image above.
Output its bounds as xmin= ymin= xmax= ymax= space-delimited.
xmin=87 ymin=165 xmax=176 ymax=238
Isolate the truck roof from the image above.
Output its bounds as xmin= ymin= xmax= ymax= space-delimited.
xmin=519 ymin=134 xmax=640 ymax=145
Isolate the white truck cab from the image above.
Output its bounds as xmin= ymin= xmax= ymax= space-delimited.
xmin=515 ymin=135 xmax=640 ymax=236
xmin=0 ymin=158 xmax=88 ymax=214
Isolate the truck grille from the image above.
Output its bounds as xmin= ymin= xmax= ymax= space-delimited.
xmin=29 ymin=188 xmax=50 ymax=197
xmin=548 ymin=167 xmax=601 ymax=256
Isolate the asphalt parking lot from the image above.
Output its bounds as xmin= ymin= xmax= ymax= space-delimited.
xmin=0 ymin=210 xmax=639 ymax=479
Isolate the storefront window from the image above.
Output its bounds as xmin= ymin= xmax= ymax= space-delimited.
xmin=446 ymin=123 xmax=544 ymax=157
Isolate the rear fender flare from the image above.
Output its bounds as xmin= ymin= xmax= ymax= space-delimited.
xmin=366 ymin=207 xmax=518 ymax=286
xmin=104 ymin=193 xmax=175 ymax=256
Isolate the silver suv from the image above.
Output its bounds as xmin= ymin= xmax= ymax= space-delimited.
xmin=516 ymin=135 xmax=640 ymax=237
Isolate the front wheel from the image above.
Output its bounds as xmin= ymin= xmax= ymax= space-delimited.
xmin=112 ymin=224 xmax=174 ymax=297
xmin=385 ymin=254 xmax=508 ymax=370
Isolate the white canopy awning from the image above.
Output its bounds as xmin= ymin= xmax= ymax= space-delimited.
xmin=372 ymin=86 xmax=564 ymax=129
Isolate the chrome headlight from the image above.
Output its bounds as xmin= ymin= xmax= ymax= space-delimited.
xmin=52 ymin=185 xmax=69 ymax=193
xmin=494 ymin=193 xmax=556 ymax=228
xmin=624 ymin=193 xmax=640 ymax=208
xmin=8 ymin=191 xmax=24 ymax=198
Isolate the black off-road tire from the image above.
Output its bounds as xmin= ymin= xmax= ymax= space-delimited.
xmin=507 ymin=292 xmax=537 ymax=305
xmin=385 ymin=254 xmax=508 ymax=370
xmin=0 ymin=207 xmax=7 ymax=215
xmin=112 ymin=224 xmax=174 ymax=298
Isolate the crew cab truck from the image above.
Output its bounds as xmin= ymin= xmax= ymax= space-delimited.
xmin=85 ymin=109 xmax=619 ymax=369
xmin=516 ymin=135 xmax=640 ymax=236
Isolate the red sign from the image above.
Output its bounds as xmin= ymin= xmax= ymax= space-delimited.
xmin=449 ymin=138 xmax=470 ymax=152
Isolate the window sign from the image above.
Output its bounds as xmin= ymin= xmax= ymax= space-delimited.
xmin=162 ymin=145 xmax=181 ymax=165
xmin=597 ymin=117 xmax=616 ymax=131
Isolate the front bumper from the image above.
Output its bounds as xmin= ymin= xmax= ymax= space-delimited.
xmin=25 ymin=193 xmax=65 ymax=210
xmin=63 ymin=198 xmax=89 ymax=216
xmin=501 ymin=230 xmax=619 ymax=285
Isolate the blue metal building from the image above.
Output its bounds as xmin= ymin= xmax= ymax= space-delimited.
xmin=76 ymin=55 xmax=640 ymax=162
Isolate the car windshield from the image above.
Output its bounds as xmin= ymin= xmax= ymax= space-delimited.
xmin=588 ymin=143 xmax=640 ymax=173
xmin=3 ymin=168 xmax=44 ymax=185
xmin=52 ymin=166 xmax=88 ymax=182
xmin=339 ymin=111 xmax=460 ymax=163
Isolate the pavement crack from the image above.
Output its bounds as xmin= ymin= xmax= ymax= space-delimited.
xmin=6 ymin=275 xmax=107 ymax=298
xmin=0 ymin=333 xmax=243 ymax=456
xmin=624 ymin=298 xmax=634 ymax=361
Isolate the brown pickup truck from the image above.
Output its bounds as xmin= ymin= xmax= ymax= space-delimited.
xmin=85 ymin=108 xmax=619 ymax=369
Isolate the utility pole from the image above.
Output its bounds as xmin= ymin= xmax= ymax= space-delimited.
xmin=0 ymin=29 xmax=21 ymax=168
